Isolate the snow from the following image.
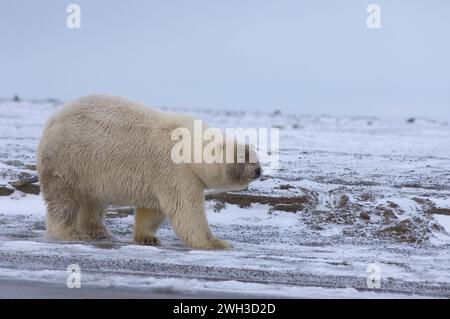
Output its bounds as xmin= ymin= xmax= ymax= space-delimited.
xmin=0 ymin=195 xmax=45 ymax=216
xmin=433 ymin=198 xmax=450 ymax=209
xmin=1 ymin=98 xmax=450 ymax=298
xmin=435 ymin=215 xmax=450 ymax=234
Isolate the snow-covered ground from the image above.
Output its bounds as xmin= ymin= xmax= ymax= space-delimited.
xmin=1 ymin=98 xmax=450 ymax=298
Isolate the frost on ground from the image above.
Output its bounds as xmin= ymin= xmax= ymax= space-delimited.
xmin=0 ymin=98 xmax=450 ymax=298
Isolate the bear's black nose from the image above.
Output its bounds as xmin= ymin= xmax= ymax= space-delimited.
xmin=254 ymin=167 xmax=261 ymax=178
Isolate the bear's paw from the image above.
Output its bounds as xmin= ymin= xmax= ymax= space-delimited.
xmin=134 ymin=235 xmax=161 ymax=246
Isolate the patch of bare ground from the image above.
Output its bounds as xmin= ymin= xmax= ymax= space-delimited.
xmin=205 ymin=193 xmax=310 ymax=211
xmin=427 ymin=207 xmax=450 ymax=216
xmin=8 ymin=176 xmax=40 ymax=195
xmin=0 ymin=186 xmax=15 ymax=196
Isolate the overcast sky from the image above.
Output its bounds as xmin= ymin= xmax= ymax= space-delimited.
xmin=1 ymin=0 xmax=449 ymax=119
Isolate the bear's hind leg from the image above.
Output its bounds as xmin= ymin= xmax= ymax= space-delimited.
xmin=41 ymin=174 xmax=85 ymax=241
xmin=134 ymin=207 xmax=166 ymax=245
xmin=46 ymin=199 xmax=84 ymax=241
xmin=78 ymin=201 xmax=112 ymax=240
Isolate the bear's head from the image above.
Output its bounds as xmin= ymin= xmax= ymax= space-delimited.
xmin=191 ymin=140 xmax=262 ymax=191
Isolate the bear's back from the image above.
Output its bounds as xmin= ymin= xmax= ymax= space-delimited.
xmin=57 ymin=94 xmax=161 ymax=128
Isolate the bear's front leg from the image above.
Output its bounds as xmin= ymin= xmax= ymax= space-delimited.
xmin=134 ymin=207 xmax=166 ymax=245
xmin=170 ymin=212 xmax=232 ymax=249
xmin=161 ymin=190 xmax=232 ymax=250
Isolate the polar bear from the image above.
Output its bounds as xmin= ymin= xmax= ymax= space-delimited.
xmin=37 ymin=95 xmax=261 ymax=250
